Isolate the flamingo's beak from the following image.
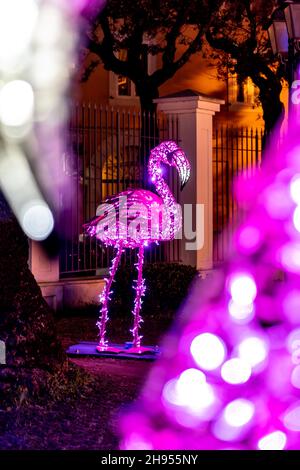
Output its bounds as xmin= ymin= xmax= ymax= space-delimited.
xmin=180 ymin=179 xmax=188 ymax=191
xmin=171 ymin=149 xmax=191 ymax=191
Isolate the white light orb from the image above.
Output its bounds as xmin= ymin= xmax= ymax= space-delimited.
xmin=224 ymin=399 xmax=255 ymax=428
xmin=258 ymin=431 xmax=287 ymax=450
xmin=228 ymin=300 xmax=254 ymax=323
xmin=293 ymin=206 xmax=300 ymax=233
xmin=162 ymin=368 xmax=216 ymax=417
xmin=176 ymin=368 xmax=206 ymax=393
xmin=22 ymin=202 xmax=54 ymax=241
xmin=282 ymin=290 xmax=300 ymax=324
xmin=291 ymin=365 xmax=300 ymax=389
xmin=287 ymin=328 xmax=300 ymax=354
xmin=213 ymin=398 xmax=255 ymax=442
xmin=237 ymin=336 xmax=268 ymax=369
xmin=221 ymin=358 xmax=252 ymax=385
xmin=290 ymin=175 xmax=300 ymax=205
xmin=284 ymin=404 xmax=300 ymax=432
xmin=0 ymin=0 xmax=38 ymax=70
xmin=190 ymin=333 xmax=226 ymax=371
xmin=237 ymin=225 xmax=261 ymax=253
xmin=264 ymin=184 xmax=292 ymax=219
xmin=280 ymin=243 xmax=300 ymax=273
xmin=0 ymin=80 xmax=34 ymax=127
xmin=229 ymin=273 xmax=257 ymax=307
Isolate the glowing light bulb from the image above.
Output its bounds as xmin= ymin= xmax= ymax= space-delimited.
xmin=0 ymin=80 xmax=34 ymax=127
xmin=237 ymin=336 xmax=268 ymax=369
xmin=258 ymin=431 xmax=287 ymax=450
xmin=264 ymin=184 xmax=292 ymax=219
xmin=283 ymin=404 xmax=300 ymax=431
xmin=229 ymin=273 xmax=257 ymax=307
xmin=224 ymin=399 xmax=255 ymax=428
xmin=237 ymin=226 xmax=261 ymax=253
xmin=291 ymin=365 xmax=300 ymax=389
xmin=279 ymin=242 xmax=300 ymax=273
xmin=213 ymin=398 xmax=255 ymax=442
xmin=176 ymin=368 xmax=206 ymax=391
xmin=228 ymin=300 xmax=254 ymax=323
xmin=221 ymin=358 xmax=252 ymax=385
xmin=290 ymin=175 xmax=300 ymax=205
xmin=162 ymin=368 xmax=215 ymax=416
xmin=22 ymin=201 xmax=54 ymax=241
xmin=282 ymin=290 xmax=300 ymax=324
xmin=190 ymin=333 xmax=226 ymax=371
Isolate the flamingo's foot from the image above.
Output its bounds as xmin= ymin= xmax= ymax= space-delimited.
xmin=96 ymin=344 xmax=122 ymax=354
xmin=126 ymin=346 xmax=156 ymax=355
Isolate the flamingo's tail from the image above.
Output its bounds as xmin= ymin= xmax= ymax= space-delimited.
xmin=83 ymin=213 xmax=106 ymax=237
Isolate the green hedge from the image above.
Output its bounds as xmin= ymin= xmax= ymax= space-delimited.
xmin=110 ymin=262 xmax=198 ymax=319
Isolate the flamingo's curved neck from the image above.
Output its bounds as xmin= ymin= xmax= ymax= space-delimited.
xmin=148 ymin=156 xmax=176 ymax=207
xmin=148 ymin=148 xmax=182 ymax=240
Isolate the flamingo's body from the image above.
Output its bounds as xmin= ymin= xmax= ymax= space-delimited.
xmin=84 ymin=141 xmax=190 ymax=354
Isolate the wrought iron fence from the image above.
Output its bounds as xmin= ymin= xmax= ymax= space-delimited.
xmin=213 ymin=127 xmax=264 ymax=264
xmin=60 ymin=104 xmax=179 ymax=278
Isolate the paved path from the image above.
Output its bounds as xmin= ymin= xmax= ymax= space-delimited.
xmin=71 ymin=356 xmax=153 ymax=379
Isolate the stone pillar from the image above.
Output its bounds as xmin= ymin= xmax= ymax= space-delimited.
xmin=29 ymin=241 xmax=59 ymax=283
xmin=29 ymin=241 xmax=62 ymax=310
xmin=155 ymin=91 xmax=224 ymax=270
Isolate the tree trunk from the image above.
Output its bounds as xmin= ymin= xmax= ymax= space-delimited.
xmin=0 ymin=193 xmax=65 ymax=407
xmin=136 ymin=84 xmax=160 ymax=186
xmin=260 ymin=89 xmax=285 ymax=151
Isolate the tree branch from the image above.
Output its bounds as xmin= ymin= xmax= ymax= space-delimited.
xmin=152 ymin=29 xmax=203 ymax=87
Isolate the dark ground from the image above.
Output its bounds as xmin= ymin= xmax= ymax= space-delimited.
xmin=0 ymin=313 xmax=172 ymax=450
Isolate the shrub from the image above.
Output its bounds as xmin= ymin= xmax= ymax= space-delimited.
xmin=110 ymin=262 xmax=198 ymax=319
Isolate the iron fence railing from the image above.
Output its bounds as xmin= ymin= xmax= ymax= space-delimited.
xmin=60 ymin=109 xmax=265 ymax=277
xmin=213 ymin=127 xmax=264 ymax=264
xmin=60 ymin=104 xmax=179 ymax=278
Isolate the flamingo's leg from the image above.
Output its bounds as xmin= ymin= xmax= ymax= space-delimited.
xmin=97 ymin=242 xmax=123 ymax=351
xmin=131 ymin=244 xmax=146 ymax=349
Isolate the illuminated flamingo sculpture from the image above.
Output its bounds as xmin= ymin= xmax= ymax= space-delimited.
xmin=84 ymin=141 xmax=191 ymax=354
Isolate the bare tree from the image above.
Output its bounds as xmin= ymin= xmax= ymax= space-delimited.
xmin=83 ymin=0 xmax=224 ymax=115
